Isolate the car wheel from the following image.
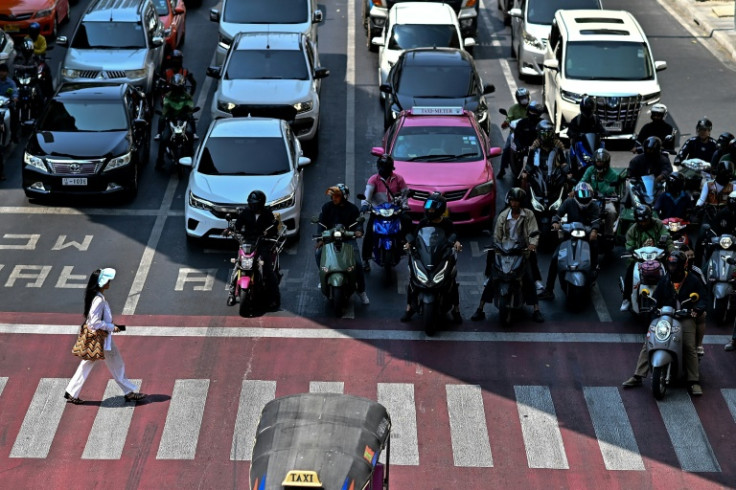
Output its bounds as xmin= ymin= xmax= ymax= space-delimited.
xmin=124 ymin=164 xmax=139 ymax=202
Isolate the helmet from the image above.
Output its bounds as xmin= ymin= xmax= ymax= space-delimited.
xmin=526 ymin=100 xmax=544 ymax=119
xmin=536 ymin=120 xmax=555 ymax=144
xmin=514 ymin=87 xmax=530 ymax=107
xmin=424 ymin=191 xmax=447 ymax=219
xmin=573 ymin=182 xmax=594 ymax=207
xmin=169 ymin=49 xmax=183 ymax=69
xmin=717 ymin=132 xmax=735 ymax=149
xmin=666 ymin=250 xmax=688 ymax=281
xmin=21 ymin=38 xmax=34 ymax=57
xmin=643 ymin=136 xmax=662 ymax=157
xmin=593 ymin=148 xmax=611 ymax=170
xmin=634 ymin=204 xmax=653 ymax=223
xmin=728 ymin=138 xmax=736 ymax=155
xmin=247 ymin=190 xmax=267 ymax=213
xmin=696 ymin=117 xmax=713 ymax=132
xmin=650 ymin=103 xmax=667 ymax=119
xmin=505 ymin=187 xmax=526 ymax=205
xmin=715 ymin=159 xmax=734 ymax=185
xmin=728 ymin=190 xmax=736 ymax=214
xmin=666 ymin=172 xmax=685 ymax=195
xmin=377 ymin=154 xmax=394 ymax=178
xmin=28 ymin=22 xmax=40 ymax=38
xmin=170 ymin=73 xmax=186 ymax=92
xmin=326 ymin=183 xmax=349 ymax=201
xmin=580 ymin=96 xmax=596 ymax=118
xmin=336 ymin=183 xmax=349 ymax=200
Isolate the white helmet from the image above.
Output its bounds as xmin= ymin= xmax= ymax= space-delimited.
xmin=650 ymin=103 xmax=667 ymax=119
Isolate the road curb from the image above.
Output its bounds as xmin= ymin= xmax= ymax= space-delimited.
xmin=666 ymin=0 xmax=736 ymax=64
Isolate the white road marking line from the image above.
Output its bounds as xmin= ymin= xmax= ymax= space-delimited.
xmin=583 ymin=386 xmax=644 ymax=471
xmin=345 ymin=0 xmax=356 ymax=195
xmin=499 ymin=59 xmax=517 ymax=98
xmin=591 ymin=282 xmax=613 ymax=322
xmin=722 ymin=389 xmax=736 ymax=423
xmin=10 ymin=378 xmax=69 ymax=459
xmin=156 ymin=379 xmax=210 ymax=460
xmin=194 ymin=51 xmax=216 ymax=117
xmin=309 ymin=381 xmax=345 ymax=394
xmin=656 ymin=390 xmax=721 ymax=472
xmin=82 ymin=379 xmax=142 ymax=460
xmin=514 ymin=385 xmax=569 ymax=469
xmin=378 ymin=383 xmax=419 ymax=466
xmin=0 ymin=206 xmax=184 ymax=216
xmin=446 ymin=384 xmax=493 ymax=467
xmin=0 ymin=376 xmax=6 ymax=397
xmin=230 ymin=380 xmax=276 ymax=461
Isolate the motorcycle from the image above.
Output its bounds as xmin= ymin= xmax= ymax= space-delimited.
xmin=486 ymin=231 xmax=539 ymax=325
xmin=223 ymin=216 xmax=285 ymax=317
xmin=555 ymin=220 xmax=597 ymax=309
xmin=13 ymin=64 xmax=43 ymax=132
xmin=677 ymin=158 xmax=711 ymax=194
xmin=646 ymin=294 xmax=700 ymax=400
xmin=498 ymin=108 xmax=523 ymax=178
xmin=704 ymin=230 xmax=736 ymax=324
xmin=524 ymin=147 xmax=570 ymax=248
xmin=156 ymin=106 xmax=200 ymax=177
xmin=594 ymin=194 xmax=620 ymax=256
xmin=619 ymin=242 xmax=667 ymax=318
xmin=313 ymin=217 xmax=365 ymax=316
xmin=357 ymin=191 xmax=408 ymax=283
xmin=405 ymin=226 xmax=459 ymax=336
xmin=617 ymin=173 xmax=663 ymax=239
xmin=569 ymin=132 xmax=603 ymax=178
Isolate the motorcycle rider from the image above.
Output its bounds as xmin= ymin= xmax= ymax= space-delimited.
xmin=360 ymin=154 xmax=409 ymax=271
xmin=12 ymin=38 xmax=47 ymax=107
xmin=25 ymin=22 xmax=47 ymax=56
xmin=694 ymin=159 xmax=734 ymax=224
xmin=521 ymin=120 xmax=574 ymax=194
xmin=567 ymin=95 xmax=608 ymax=145
xmin=695 ymin=189 xmax=736 ymax=268
xmin=619 ymin=204 xmax=674 ymax=311
xmin=0 ymin=63 xmax=18 ymax=152
xmin=634 ymin=103 xmax=674 ymax=152
xmin=628 ymin=136 xmax=672 ymax=183
xmin=710 ymin=132 xmax=734 ymax=167
xmin=155 ymin=74 xmax=197 ymax=169
xmin=401 ymin=192 xmax=462 ymax=323
xmin=316 ymin=184 xmax=370 ymax=305
xmin=498 ymin=87 xmax=530 ymax=178
xmin=622 ymin=250 xmax=706 ymax=396
xmin=581 ymin=148 xmax=620 ymax=239
xmin=160 ymin=50 xmax=197 ymax=97
xmin=22 ymin=23 xmax=52 ymax=98
xmin=226 ymin=190 xmax=282 ymax=310
xmin=471 ymin=188 xmax=544 ymax=322
xmin=538 ymin=182 xmax=601 ymax=300
xmin=653 ymin=172 xmax=692 ymax=220
xmin=674 ymin=117 xmax=717 ymax=166
xmin=512 ymin=101 xmax=545 ymax=170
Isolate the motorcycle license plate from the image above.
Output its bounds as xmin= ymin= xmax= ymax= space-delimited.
xmin=3 ymin=25 xmax=19 ymax=32
xmin=604 ymin=121 xmax=622 ymax=131
xmin=62 ymin=178 xmax=88 ymax=186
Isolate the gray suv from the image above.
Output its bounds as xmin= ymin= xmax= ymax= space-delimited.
xmin=56 ymin=0 xmax=166 ymax=94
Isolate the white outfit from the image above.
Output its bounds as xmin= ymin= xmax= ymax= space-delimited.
xmin=65 ymin=293 xmax=137 ymax=398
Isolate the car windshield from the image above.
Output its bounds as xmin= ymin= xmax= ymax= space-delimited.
xmin=226 ymin=50 xmax=308 ymax=80
xmin=38 ymin=100 xmax=128 ymax=132
xmin=152 ymin=0 xmax=170 ymax=16
xmin=392 ymin=125 xmax=482 ymax=162
xmin=527 ymin=0 xmax=600 ymax=25
xmin=197 ymin=137 xmax=291 ymax=175
xmin=72 ymin=22 xmax=147 ymax=49
xmin=565 ymin=41 xmax=654 ymax=80
xmin=388 ymin=25 xmax=461 ymax=50
xmin=397 ymin=65 xmax=472 ymax=97
xmin=223 ymin=0 xmax=307 ymax=24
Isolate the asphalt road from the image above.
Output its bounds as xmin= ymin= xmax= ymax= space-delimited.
xmin=0 ymin=0 xmax=735 ymax=488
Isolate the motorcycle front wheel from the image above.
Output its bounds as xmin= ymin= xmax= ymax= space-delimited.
xmin=422 ymin=303 xmax=437 ymax=337
xmin=331 ymin=286 xmax=344 ymax=316
xmin=651 ymin=365 xmax=668 ymax=400
xmin=238 ymin=288 xmax=252 ymax=317
xmin=713 ymin=296 xmax=729 ymax=325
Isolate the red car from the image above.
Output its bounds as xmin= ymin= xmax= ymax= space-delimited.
xmin=0 ymin=0 xmax=70 ymax=39
xmin=153 ymin=0 xmax=186 ymax=52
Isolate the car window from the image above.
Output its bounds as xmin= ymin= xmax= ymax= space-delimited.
xmin=397 ymin=65 xmax=472 ymax=97
xmin=38 ymin=100 xmax=128 ymax=132
xmin=527 ymin=0 xmax=600 ymax=25
xmin=152 ymin=0 xmax=170 ymax=15
xmin=72 ymin=22 xmax=147 ymax=49
xmin=565 ymin=41 xmax=654 ymax=80
xmin=223 ymin=0 xmax=308 ymax=24
xmin=388 ymin=25 xmax=461 ymax=50
xmin=197 ymin=137 xmax=291 ymax=175
xmin=226 ymin=50 xmax=308 ymax=80
xmin=391 ymin=125 xmax=482 ymax=162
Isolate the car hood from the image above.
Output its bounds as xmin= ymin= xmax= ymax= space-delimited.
xmin=64 ymin=49 xmax=148 ymax=71
xmin=561 ymin=78 xmax=661 ymax=97
xmin=191 ymin=172 xmax=294 ymax=202
xmin=28 ymin=131 xmax=130 ymax=158
xmin=394 ymin=160 xmax=490 ymax=188
xmin=218 ymin=80 xmax=311 ymax=105
xmin=1 ymin=0 xmax=51 ymax=14
xmin=395 ymin=93 xmax=479 ymax=112
xmin=220 ymin=22 xmax=308 ymax=40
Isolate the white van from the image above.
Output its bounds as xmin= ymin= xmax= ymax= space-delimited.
xmin=542 ymin=9 xmax=667 ymax=138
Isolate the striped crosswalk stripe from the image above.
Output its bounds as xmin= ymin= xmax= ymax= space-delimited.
xmin=377 ymin=383 xmax=419 ymax=466
xmin=722 ymin=388 xmax=736 ymax=423
xmin=0 ymin=376 xmax=6 ymax=397
xmin=514 ymin=385 xmax=569 ymax=469
xmin=10 ymin=378 xmax=69 ymax=459
xmin=157 ymin=379 xmax=210 ymax=460
xmin=309 ymin=381 xmax=345 ymax=394
xmin=82 ymin=380 xmax=142 ymax=460
xmin=446 ymin=384 xmax=493 ymax=468
xmin=230 ymin=380 xmax=276 ymax=461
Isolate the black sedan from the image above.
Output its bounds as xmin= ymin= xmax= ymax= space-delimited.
xmin=22 ymin=83 xmax=150 ymax=200
xmin=380 ymin=47 xmax=494 ymax=132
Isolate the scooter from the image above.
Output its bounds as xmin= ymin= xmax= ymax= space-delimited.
xmin=524 ymin=145 xmax=572 ymax=246
xmin=313 ymin=217 xmax=364 ymax=316
xmin=677 ymin=158 xmax=711 ymax=193
xmin=619 ymin=242 xmax=667 ymax=317
xmin=14 ymin=64 xmax=43 ymax=132
xmin=704 ymin=230 xmax=736 ymax=324
xmin=358 ymin=191 xmax=408 ymax=283
xmin=405 ymin=226 xmax=458 ymax=336
xmin=556 ymin=220 xmax=597 ymax=309
xmin=646 ymin=294 xmax=700 ymax=400
xmin=569 ymin=132 xmax=603 ymax=178
xmin=156 ymin=106 xmax=200 ymax=177
xmin=486 ymin=231 xmax=539 ymax=324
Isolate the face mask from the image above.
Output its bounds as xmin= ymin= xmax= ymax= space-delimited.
xmin=378 ymin=168 xmax=391 ymax=179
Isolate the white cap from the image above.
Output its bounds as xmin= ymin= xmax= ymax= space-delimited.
xmin=98 ymin=268 xmax=116 ymax=288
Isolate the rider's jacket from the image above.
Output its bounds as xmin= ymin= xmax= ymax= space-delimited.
xmin=581 ymin=167 xmax=619 ymax=196
xmin=624 ymin=220 xmax=673 ymax=253
xmin=675 ymin=136 xmax=717 ymax=164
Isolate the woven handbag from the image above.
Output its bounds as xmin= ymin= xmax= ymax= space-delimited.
xmin=71 ymin=323 xmax=107 ymax=361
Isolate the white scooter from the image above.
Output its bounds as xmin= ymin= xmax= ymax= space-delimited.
xmin=620 ymin=243 xmax=667 ymax=317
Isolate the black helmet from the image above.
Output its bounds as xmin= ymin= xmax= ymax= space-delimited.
xmin=28 ymin=22 xmax=40 ymax=38
xmin=643 ymin=136 xmax=662 ymax=158
xmin=424 ymin=191 xmax=447 ymax=219
xmin=666 ymin=172 xmax=685 ymax=195
xmin=634 ymin=204 xmax=653 ymax=223
xmin=728 ymin=138 xmax=736 ymax=155
xmin=247 ymin=190 xmax=267 ymax=213
xmin=580 ymin=96 xmax=596 ymax=118
xmin=573 ymin=182 xmax=594 ymax=207
xmin=728 ymin=191 xmax=736 ymax=214
xmin=171 ymin=73 xmax=186 ymax=92
xmin=514 ymin=87 xmax=530 ymax=107
xmin=593 ymin=148 xmax=611 ymax=170
xmin=536 ymin=120 xmax=554 ymax=144
xmin=526 ymin=101 xmax=544 ymax=119
xmin=666 ymin=250 xmax=688 ymax=281
xmin=696 ymin=118 xmax=713 ymax=132
xmin=505 ymin=187 xmax=526 ymax=205
xmin=716 ymin=159 xmax=734 ymax=184
xmin=21 ymin=38 xmax=34 ymax=57
xmin=717 ymin=132 xmax=735 ymax=149
xmin=377 ymin=154 xmax=394 ymax=178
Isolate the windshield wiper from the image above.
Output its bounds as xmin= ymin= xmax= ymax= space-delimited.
xmin=407 ymin=154 xmax=455 ymax=162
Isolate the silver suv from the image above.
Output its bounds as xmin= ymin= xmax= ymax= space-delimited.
xmin=56 ymin=0 xmax=166 ymax=94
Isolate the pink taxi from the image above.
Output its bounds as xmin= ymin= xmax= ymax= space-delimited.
xmin=371 ymin=106 xmax=501 ymax=225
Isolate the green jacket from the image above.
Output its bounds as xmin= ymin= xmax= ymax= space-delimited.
xmin=162 ymin=92 xmax=194 ymax=118
xmin=581 ymin=167 xmax=620 ymax=197
xmin=625 ymin=219 xmax=673 ymax=252
xmin=505 ymin=103 xmax=528 ymax=123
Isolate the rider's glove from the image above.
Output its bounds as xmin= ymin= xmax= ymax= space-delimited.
xmin=360 ymin=203 xmax=369 ymax=213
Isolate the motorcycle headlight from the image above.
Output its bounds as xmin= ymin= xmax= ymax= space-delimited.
xmin=531 ymin=197 xmax=544 ymax=212
xmin=217 ymin=101 xmax=237 ymax=113
xmin=468 ymin=180 xmax=494 ymax=198
xmin=571 ymin=229 xmax=586 ymax=238
xmin=23 ymin=152 xmax=47 ymax=173
xmin=655 ymin=320 xmax=671 ymax=341
xmin=293 ymin=101 xmax=313 ymax=114
xmin=240 ymin=256 xmax=254 ymax=270
xmin=668 ymin=222 xmax=681 ymax=232
xmin=522 ymin=30 xmax=544 ymax=50
xmin=18 ymin=76 xmax=31 ymax=85
xmin=683 ymin=159 xmax=710 ymax=172
xmin=104 ymin=152 xmax=132 ymax=172
xmin=413 ymin=260 xmax=428 ymax=283
xmin=561 ymin=90 xmax=584 ymax=104
xmin=36 ymin=8 xmax=53 ymax=18
xmin=189 ymin=191 xmax=216 ymax=212
xmin=333 ymin=231 xmax=342 ymax=239
xmin=550 ymin=196 xmax=563 ymax=211
xmin=218 ymin=35 xmax=232 ymax=50
xmin=61 ymin=68 xmax=81 ymax=79
xmin=125 ymin=69 xmax=147 ymax=79
xmin=721 ymin=236 xmax=733 ymax=249
xmin=433 ymin=261 xmax=448 ymax=283
xmin=379 ymin=208 xmax=395 ymax=217
xmin=267 ymin=193 xmax=295 ymax=210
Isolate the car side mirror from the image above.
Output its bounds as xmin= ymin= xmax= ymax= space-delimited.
xmin=371 ymin=146 xmax=385 ymax=157
xmin=56 ymin=36 xmax=68 ymax=47
xmin=179 ymin=156 xmax=193 ymax=167
xmin=357 ymin=216 xmax=366 ymax=223
xmin=297 ymin=156 xmax=312 ymax=168
xmin=371 ymin=37 xmax=385 ymax=47
xmin=498 ymin=108 xmax=508 ymax=116
xmin=313 ymin=9 xmax=323 ymax=23
xmin=314 ymin=67 xmax=330 ymax=79
xmin=463 ymin=37 xmax=476 ymax=48
xmin=133 ymin=118 xmax=148 ymax=128
xmin=210 ymin=8 xmax=220 ymax=22
xmin=483 ymin=84 xmax=495 ymax=95
xmin=655 ymin=61 xmax=667 ymax=72
xmin=206 ymin=66 xmax=221 ymax=79
xmin=489 ymin=147 xmax=502 ymax=158
xmin=174 ymin=4 xmax=185 ymax=14
xmin=508 ymin=8 xmax=522 ymax=18
xmin=543 ymin=59 xmax=559 ymax=71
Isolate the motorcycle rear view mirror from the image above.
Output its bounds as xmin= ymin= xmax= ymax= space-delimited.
xmin=499 ymin=108 xmax=508 ymax=116
xmin=310 ymin=216 xmax=320 ymax=224
xmin=356 ymin=193 xmax=367 ymax=200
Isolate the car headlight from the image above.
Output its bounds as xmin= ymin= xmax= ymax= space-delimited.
xmin=433 ymin=261 xmax=448 ymax=284
xmin=642 ymin=92 xmax=661 ymax=103
xmin=721 ymin=236 xmax=733 ymax=249
xmin=23 ymin=152 xmax=47 ymax=173
xmin=561 ymin=90 xmax=584 ymax=104
xmin=218 ymin=35 xmax=232 ymax=50
xmin=468 ymin=180 xmax=493 ymax=198
xmin=61 ymin=68 xmax=81 ymax=78
xmin=522 ymin=30 xmax=544 ymax=50
xmin=655 ymin=320 xmax=671 ymax=341
xmin=293 ymin=101 xmax=313 ymax=114
xmin=267 ymin=193 xmax=295 ymax=210
xmin=217 ymin=101 xmax=236 ymax=113
xmin=125 ymin=69 xmax=147 ymax=79
xmin=104 ymin=152 xmax=132 ymax=172
xmin=413 ymin=260 xmax=428 ymax=283
xmin=189 ymin=191 xmax=216 ymax=212
xmin=36 ymin=8 xmax=53 ymax=18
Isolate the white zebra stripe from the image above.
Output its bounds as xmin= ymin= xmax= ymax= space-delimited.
xmin=514 ymin=385 xmax=569 ymax=469
xmin=309 ymin=381 xmax=345 ymax=394
xmin=446 ymin=385 xmax=493 ymax=467
xmin=157 ymin=379 xmax=210 ymax=460
xmin=82 ymin=379 xmax=142 ymax=460
xmin=10 ymin=378 xmax=69 ymax=459
xmin=230 ymin=380 xmax=276 ymax=461
xmin=377 ymin=383 xmax=419 ymax=466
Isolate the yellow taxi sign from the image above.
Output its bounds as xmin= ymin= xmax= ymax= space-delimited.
xmin=282 ymin=470 xmax=322 ymax=488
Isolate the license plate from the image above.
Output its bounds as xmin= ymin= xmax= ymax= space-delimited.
xmin=62 ymin=178 xmax=88 ymax=186
xmin=604 ymin=121 xmax=622 ymax=131
xmin=4 ymin=25 xmax=18 ymax=32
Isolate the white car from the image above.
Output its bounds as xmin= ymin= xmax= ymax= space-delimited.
xmin=207 ymin=32 xmax=329 ymax=155
xmin=0 ymin=29 xmax=15 ymax=67
xmin=372 ymin=2 xmax=475 ymax=94
xmin=183 ymin=117 xmax=312 ymax=239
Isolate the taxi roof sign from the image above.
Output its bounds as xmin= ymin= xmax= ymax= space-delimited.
xmin=410 ymin=106 xmax=464 ymax=116
xmin=282 ymin=470 xmax=322 ymax=488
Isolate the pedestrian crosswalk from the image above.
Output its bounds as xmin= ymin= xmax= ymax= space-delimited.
xmin=0 ymin=376 xmax=728 ymax=473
